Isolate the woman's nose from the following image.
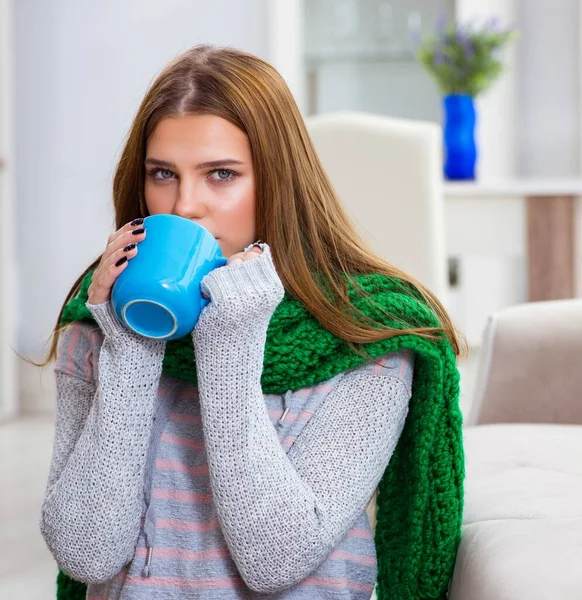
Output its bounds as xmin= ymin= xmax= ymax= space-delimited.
xmin=173 ymin=180 xmax=206 ymax=219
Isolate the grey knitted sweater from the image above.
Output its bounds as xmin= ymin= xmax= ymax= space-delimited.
xmin=40 ymin=246 xmax=414 ymax=599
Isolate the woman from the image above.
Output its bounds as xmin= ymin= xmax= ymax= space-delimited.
xmin=39 ymin=44 xmax=466 ymax=600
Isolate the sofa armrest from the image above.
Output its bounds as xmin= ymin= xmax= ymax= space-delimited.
xmin=467 ymin=298 xmax=582 ymax=426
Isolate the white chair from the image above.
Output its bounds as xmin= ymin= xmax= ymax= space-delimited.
xmin=306 ymin=111 xmax=448 ymax=303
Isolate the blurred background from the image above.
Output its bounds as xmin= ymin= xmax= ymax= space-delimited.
xmin=1 ymin=0 xmax=581 ymax=598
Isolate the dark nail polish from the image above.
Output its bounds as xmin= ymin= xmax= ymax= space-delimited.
xmin=123 ymin=243 xmax=136 ymax=252
xmin=115 ymin=256 xmax=128 ymax=267
xmin=132 ymin=227 xmax=145 ymax=235
xmin=130 ymin=218 xmax=144 ymax=226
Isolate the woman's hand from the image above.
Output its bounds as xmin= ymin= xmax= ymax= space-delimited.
xmin=87 ymin=218 xmax=147 ymax=305
xmin=197 ymin=242 xmax=284 ymax=329
xmin=226 ymin=242 xmax=264 ymax=266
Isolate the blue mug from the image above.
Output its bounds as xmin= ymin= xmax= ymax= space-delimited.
xmin=111 ymin=214 xmax=227 ymax=340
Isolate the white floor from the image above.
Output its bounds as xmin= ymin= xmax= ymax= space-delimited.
xmin=0 ymin=414 xmax=59 ymax=600
xmin=0 ymin=348 xmax=480 ymax=600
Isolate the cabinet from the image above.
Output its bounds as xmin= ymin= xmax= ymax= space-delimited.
xmin=303 ymin=0 xmax=455 ymax=119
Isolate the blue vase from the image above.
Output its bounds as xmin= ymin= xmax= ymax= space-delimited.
xmin=443 ymin=94 xmax=477 ymax=180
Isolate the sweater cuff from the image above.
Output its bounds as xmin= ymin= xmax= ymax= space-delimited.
xmin=200 ymin=244 xmax=283 ymax=305
xmin=86 ymin=300 xmax=132 ymax=340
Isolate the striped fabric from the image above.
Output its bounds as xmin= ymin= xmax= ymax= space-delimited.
xmin=56 ymin=322 xmax=413 ymax=599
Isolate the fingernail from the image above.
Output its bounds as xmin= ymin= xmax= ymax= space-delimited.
xmin=115 ymin=256 xmax=128 ymax=267
xmin=123 ymin=243 xmax=136 ymax=252
xmin=130 ymin=218 xmax=144 ymax=226
xmin=132 ymin=227 xmax=145 ymax=235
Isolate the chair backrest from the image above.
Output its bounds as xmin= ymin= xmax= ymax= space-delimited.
xmin=467 ymin=298 xmax=582 ymax=426
xmin=306 ymin=111 xmax=448 ymax=303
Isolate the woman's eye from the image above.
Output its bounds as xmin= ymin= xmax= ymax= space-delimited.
xmin=157 ymin=168 xmax=174 ymax=180
xmin=209 ymin=169 xmax=235 ymax=182
xmin=149 ymin=167 xmax=175 ymax=180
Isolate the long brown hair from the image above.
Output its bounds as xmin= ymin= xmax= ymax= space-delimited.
xmin=38 ymin=44 xmax=466 ymax=367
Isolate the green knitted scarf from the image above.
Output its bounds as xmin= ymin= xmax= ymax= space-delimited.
xmin=55 ymin=269 xmax=464 ymax=600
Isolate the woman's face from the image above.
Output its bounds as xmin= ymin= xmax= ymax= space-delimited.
xmin=144 ymin=114 xmax=256 ymax=258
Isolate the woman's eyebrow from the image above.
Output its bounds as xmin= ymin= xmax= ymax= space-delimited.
xmin=145 ymin=158 xmax=176 ymax=168
xmin=195 ymin=159 xmax=244 ymax=169
xmin=145 ymin=158 xmax=244 ymax=169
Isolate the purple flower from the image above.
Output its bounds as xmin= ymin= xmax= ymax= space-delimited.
xmin=485 ymin=15 xmax=499 ymax=31
xmin=436 ymin=11 xmax=448 ymax=34
xmin=462 ymin=38 xmax=474 ymax=59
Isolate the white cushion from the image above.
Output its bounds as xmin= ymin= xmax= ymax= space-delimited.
xmin=449 ymin=424 xmax=582 ymax=599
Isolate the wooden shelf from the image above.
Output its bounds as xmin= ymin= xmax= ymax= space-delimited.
xmin=444 ymin=178 xmax=582 ymax=198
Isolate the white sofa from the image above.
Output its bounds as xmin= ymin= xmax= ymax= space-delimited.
xmin=450 ymin=299 xmax=582 ymax=599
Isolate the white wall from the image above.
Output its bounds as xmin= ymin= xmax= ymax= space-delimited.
xmin=0 ymin=0 xmax=17 ymax=420
xmin=14 ymin=0 xmax=270 ymax=412
xmin=268 ymin=0 xmax=305 ymax=112
xmin=15 ymin=0 xmax=269 ymax=359
xmin=517 ymin=0 xmax=580 ymax=176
